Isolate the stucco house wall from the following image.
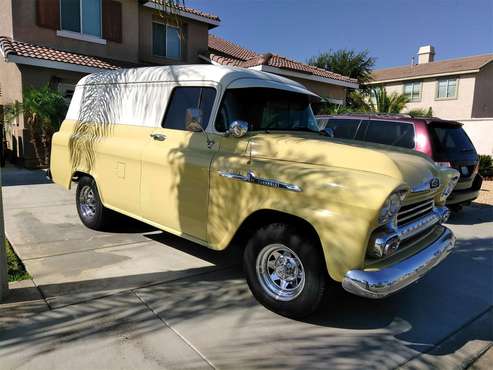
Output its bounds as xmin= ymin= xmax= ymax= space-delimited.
xmin=472 ymin=62 xmax=493 ymax=118
xmin=0 ymin=0 xmax=13 ymax=37
xmin=138 ymin=8 xmax=209 ymax=65
xmin=287 ymin=77 xmax=347 ymax=102
xmin=10 ymin=0 xmax=141 ymax=64
xmin=0 ymin=58 xmax=24 ymax=161
xmin=383 ymin=74 xmax=476 ymax=120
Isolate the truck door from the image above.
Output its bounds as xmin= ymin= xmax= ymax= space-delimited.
xmin=140 ymin=86 xmax=218 ymax=242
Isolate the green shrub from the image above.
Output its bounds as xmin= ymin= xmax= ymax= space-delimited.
xmin=5 ymin=240 xmax=30 ymax=282
xmin=478 ymin=155 xmax=493 ymax=178
xmin=407 ymin=107 xmax=433 ymax=118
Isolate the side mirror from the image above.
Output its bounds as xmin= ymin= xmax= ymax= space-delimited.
xmin=320 ymin=127 xmax=335 ymax=138
xmin=185 ymin=107 xmax=215 ymax=149
xmin=185 ymin=108 xmax=203 ymax=132
xmin=226 ymin=120 xmax=249 ymax=138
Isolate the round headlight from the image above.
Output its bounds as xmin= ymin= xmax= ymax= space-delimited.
xmin=379 ymin=191 xmax=404 ymax=225
xmin=441 ymin=175 xmax=459 ymax=200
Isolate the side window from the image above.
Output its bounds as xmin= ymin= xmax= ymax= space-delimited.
xmin=365 ymin=120 xmax=415 ymax=149
xmin=162 ymin=87 xmax=216 ymax=130
xmin=325 ymin=119 xmax=361 ymax=140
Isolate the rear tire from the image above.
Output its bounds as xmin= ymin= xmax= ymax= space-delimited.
xmin=76 ymin=176 xmax=111 ymax=230
xmin=243 ymin=223 xmax=326 ymax=319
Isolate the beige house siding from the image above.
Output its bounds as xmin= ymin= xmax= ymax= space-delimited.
xmin=10 ymin=0 xmax=141 ymax=64
xmin=0 ymin=59 xmax=22 ymax=106
xmin=460 ymin=120 xmax=493 ymax=155
xmin=0 ymin=0 xmax=13 ymax=37
xmin=20 ymin=65 xmax=85 ymax=90
xmin=383 ymin=74 xmax=476 ymax=120
xmin=287 ymin=76 xmax=346 ymax=102
xmin=138 ymin=8 xmax=209 ymax=65
xmin=472 ymin=62 xmax=493 ymax=118
xmin=0 ymin=58 xmax=24 ymax=160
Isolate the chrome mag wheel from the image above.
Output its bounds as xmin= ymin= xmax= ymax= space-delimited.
xmin=256 ymin=243 xmax=305 ymax=301
xmin=79 ymin=185 xmax=97 ymax=219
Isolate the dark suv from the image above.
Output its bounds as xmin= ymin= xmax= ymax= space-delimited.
xmin=316 ymin=114 xmax=482 ymax=209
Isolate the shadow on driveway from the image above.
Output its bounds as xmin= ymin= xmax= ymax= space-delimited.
xmin=1 ymin=164 xmax=51 ymax=187
xmin=1 ymin=233 xmax=491 ymax=369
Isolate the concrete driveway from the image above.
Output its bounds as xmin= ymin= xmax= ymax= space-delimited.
xmin=1 ymin=165 xmax=492 ymax=370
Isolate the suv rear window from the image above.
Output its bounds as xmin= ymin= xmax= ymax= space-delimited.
xmin=364 ymin=120 xmax=415 ymax=149
xmin=429 ymin=124 xmax=475 ymax=155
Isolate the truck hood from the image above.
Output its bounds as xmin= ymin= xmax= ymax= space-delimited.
xmin=249 ymin=132 xmax=440 ymax=190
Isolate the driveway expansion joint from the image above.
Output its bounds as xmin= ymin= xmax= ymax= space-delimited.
xmin=21 ymin=240 xmax=152 ymax=261
xmin=133 ymin=290 xmax=217 ymax=370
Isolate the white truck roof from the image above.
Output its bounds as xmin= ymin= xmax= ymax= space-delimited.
xmin=67 ymin=64 xmax=319 ymax=129
xmin=77 ymin=64 xmax=313 ymax=92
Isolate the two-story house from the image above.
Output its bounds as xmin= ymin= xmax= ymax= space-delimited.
xmin=1 ymin=0 xmax=358 ymax=167
xmin=368 ymin=45 xmax=493 ymax=155
xmin=206 ymin=34 xmax=358 ymax=106
xmin=0 ymin=0 xmax=219 ymax=167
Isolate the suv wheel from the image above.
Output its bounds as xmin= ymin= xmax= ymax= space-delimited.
xmin=76 ymin=176 xmax=111 ymax=230
xmin=243 ymin=223 xmax=326 ymax=319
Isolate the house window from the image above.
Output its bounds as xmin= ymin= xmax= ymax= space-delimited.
xmin=152 ymin=22 xmax=181 ymax=59
xmin=403 ymin=81 xmax=421 ymax=101
xmin=436 ymin=78 xmax=458 ymax=99
xmin=60 ymin=0 xmax=102 ymax=38
xmin=58 ymin=83 xmax=76 ymax=104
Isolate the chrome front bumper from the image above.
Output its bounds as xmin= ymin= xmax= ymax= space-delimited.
xmin=342 ymin=227 xmax=456 ymax=299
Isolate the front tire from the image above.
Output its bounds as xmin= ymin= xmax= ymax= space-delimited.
xmin=76 ymin=176 xmax=111 ymax=230
xmin=243 ymin=223 xmax=326 ymax=319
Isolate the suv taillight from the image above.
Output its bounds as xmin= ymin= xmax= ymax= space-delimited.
xmin=435 ymin=161 xmax=451 ymax=168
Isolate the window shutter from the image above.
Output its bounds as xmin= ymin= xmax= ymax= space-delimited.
xmin=36 ymin=0 xmax=60 ymax=30
xmin=102 ymin=0 xmax=122 ymax=43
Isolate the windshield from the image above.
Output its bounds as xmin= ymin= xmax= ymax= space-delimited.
xmin=215 ymin=88 xmax=319 ymax=133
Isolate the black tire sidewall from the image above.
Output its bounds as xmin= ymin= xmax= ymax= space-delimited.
xmin=76 ymin=177 xmax=105 ymax=230
xmin=243 ymin=223 xmax=326 ymax=319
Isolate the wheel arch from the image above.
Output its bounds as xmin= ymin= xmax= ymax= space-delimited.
xmin=228 ymin=209 xmax=326 ymax=262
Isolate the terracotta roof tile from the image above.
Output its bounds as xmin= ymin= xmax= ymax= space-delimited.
xmin=147 ymin=1 xmax=220 ymax=22
xmin=209 ymin=53 xmax=244 ymax=67
xmin=0 ymin=36 xmax=121 ymax=70
xmin=371 ymin=54 xmax=493 ymax=82
xmin=208 ymin=34 xmax=357 ymax=85
xmin=209 ymin=34 xmax=257 ymax=61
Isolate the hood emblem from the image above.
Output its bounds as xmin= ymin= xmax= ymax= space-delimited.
xmin=412 ymin=176 xmax=440 ymax=193
xmin=430 ymin=177 xmax=440 ymax=189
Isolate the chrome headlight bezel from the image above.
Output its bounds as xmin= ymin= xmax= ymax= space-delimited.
xmin=441 ymin=175 xmax=460 ymax=201
xmin=378 ymin=189 xmax=407 ymax=225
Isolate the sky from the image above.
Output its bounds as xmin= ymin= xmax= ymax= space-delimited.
xmin=186 ymin=0 xmax=493 ymax=69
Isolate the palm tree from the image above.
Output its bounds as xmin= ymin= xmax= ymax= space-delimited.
xmin=368 ymin=87 xmax=409 ymax=113
xmin=5 ymin=86 xmax=67 ymax=167
xmin=308 ymin=49 xmax=376 ymax=86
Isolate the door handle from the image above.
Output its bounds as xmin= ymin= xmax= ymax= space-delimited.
xmin=150 ymin=133 xmax=166 ymax=141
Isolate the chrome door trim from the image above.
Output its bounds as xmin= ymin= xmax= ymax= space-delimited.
xmin=218 ymin=170 xmax=302 ymax=192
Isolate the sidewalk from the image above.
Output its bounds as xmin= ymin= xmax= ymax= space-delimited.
xmin=1 ymin=165 xmax=492 ymax=369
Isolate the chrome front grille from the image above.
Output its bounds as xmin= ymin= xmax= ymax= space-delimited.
xmin=397 ymin=198 xmax=434 ymax=227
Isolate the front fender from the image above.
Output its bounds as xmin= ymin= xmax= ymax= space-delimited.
xmin=208 ymin=157 xmax=402 ymax=281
